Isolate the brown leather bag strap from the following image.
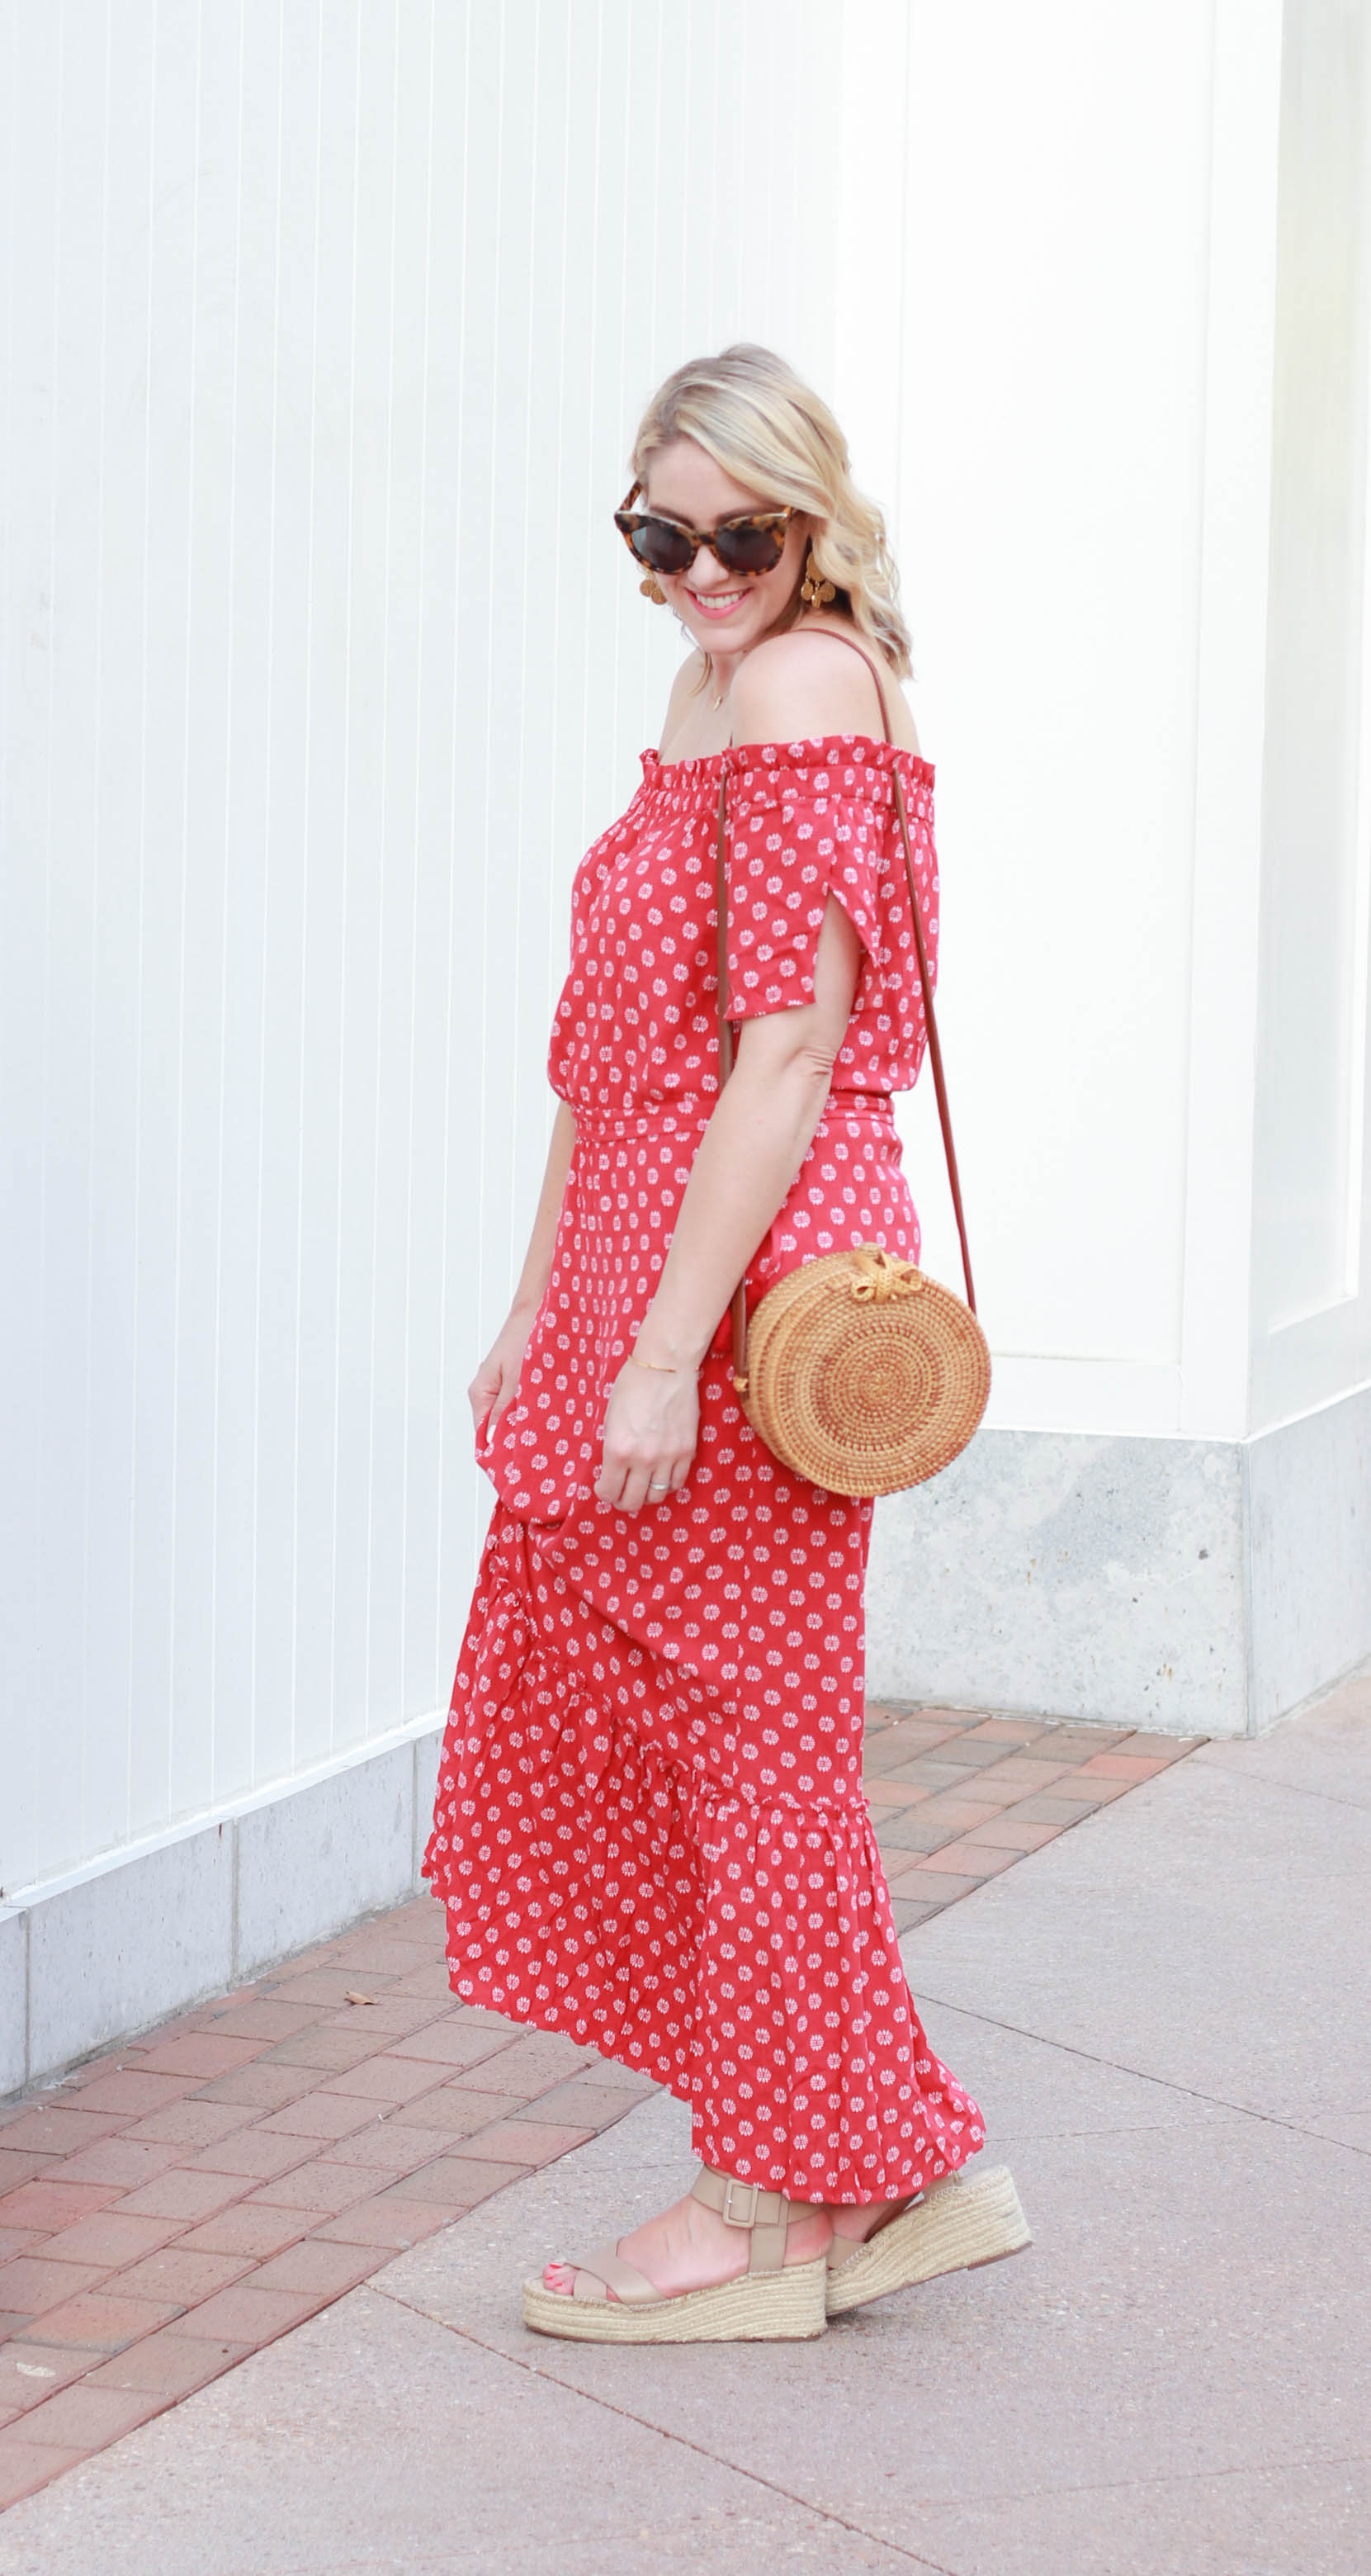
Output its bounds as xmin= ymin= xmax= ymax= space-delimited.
xmin=714 ymin=629 xmax=977 ymax=1391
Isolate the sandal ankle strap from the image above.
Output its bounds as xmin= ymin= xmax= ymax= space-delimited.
xmin=691 ymin=2163 xmax=798 ymax=2275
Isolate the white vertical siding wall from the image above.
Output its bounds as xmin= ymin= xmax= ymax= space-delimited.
xmin=1 ymin=0 xmax=844 ymax=1899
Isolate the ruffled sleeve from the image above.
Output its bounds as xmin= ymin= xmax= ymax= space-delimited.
xmin=719 ymin=741 xmax=938 ymax=1054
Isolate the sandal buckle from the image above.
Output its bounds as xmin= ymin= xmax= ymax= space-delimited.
xmin=721 ymin=2177 xmax=761 ymax=2228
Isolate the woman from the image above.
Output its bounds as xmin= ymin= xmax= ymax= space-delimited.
xmin=423 ymin=343 xmax=1028 ymax=2343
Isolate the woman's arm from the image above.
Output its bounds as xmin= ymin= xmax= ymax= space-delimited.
xmin=469 ymin=1097 xmax=577 ymax=1435
xmin=631 ymin=903 xmax=863 ymax=1370
xmin=592 ymin=902 xmax=861 ymax=1511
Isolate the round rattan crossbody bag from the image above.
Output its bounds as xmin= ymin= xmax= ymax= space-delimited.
xmin=715 ymin=632 xmax=990 ymax=1497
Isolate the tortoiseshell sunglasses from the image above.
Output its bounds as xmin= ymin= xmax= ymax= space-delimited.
xmin=613 ymin=480 xmax=799 ymax=578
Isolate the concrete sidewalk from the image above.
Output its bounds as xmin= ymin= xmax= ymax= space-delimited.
xmin=0 ymin=1673 xmax=1366 ymax=2575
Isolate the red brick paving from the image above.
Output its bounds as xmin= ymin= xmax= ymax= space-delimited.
xmin=177 ymin=2205 xmax=314 ymax=2261
xmin=956 ymin=1816 xmax=1064 ymax=1854
xmin=0 ymin=1701 xmax=1203 ymax=2509
xmin=0 ymin=2442 xmax=88 ymax=2510
xmin=83 ymin=2328 xmax=251 ymax=2398
xmin=113 ymin=2170 xmax=248 ymax=2223
xmin=29 ymin=2289 xmax=185 ymax=2351
xmin=158 ymin=2282 xmax=326 ymax=2346
xmin=309 ymin=2195 xmax=460 ymax=2249
xmin=110 ymin=2250 xmax=253 ymax=2306
xmin=183 ymin=2129 xmax=328 ymax=2181
xmin=0 ymin=2183 xmax=123 ymax=2233
xmin=237 ymin=2161 xmax=388 ymax=2216
xmin=0 ymin=2261 xmax=111 ymax=2318
xmin=1076 ymin=1750 xmax=1175 ymax=1780
xmin=38 ymin=2214 xmax=180 ymax=2271
xmin=44 ymin=2141 xmax=184 ymax=2190
xmin=0 ymin=2344 xmax=92 ymax=2412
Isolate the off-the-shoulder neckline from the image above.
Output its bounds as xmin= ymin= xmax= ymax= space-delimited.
xmin=641 ymin=732 xmax=935 ymax=782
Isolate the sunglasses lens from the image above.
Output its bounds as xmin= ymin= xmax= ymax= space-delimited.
xmin=714 ymin=519 xmax=787 ymax=574
xmin=632 ymin=519 xmax=694 ymax=575
xmin=618 ymin=507 xmax=791 ymax=579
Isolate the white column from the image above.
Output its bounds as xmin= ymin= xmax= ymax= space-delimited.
xmin=863 ymin=0 xmax=1371 ymax=1733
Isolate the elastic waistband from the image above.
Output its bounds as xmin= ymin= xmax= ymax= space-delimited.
xmin=570 ymin=1088 xmax=896 ymax=1144
xmin=571 ymin=1099 xmax=712 ymax=1144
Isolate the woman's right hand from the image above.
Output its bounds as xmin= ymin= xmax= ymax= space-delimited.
xmin=469 ymin=1305 xmax=538 ymax=1447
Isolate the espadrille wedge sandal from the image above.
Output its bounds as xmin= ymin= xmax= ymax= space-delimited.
xmin=522 ymin=2165 xmax=829 ymax=2344
xmin=825 ymin=2162 xmax=1031 ymax=2317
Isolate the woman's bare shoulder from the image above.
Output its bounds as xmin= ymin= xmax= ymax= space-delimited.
xmin=730 ymin=625 xmax=921 ymax=755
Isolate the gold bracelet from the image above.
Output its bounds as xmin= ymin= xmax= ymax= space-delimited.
xmin=628 ymin=1347 xmax=690 ymax=1373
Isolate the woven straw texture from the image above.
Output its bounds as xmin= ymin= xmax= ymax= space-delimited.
xmin=741 ymin=1243 xmax=990 ymax=1497
xmin=522 ymin=2254 xmax=828 ymax=2343
xmin=825 ymin=2164 xmax=1031 ymax=2316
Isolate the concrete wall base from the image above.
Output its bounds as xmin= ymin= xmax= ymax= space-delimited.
xmin=868 ymin=1379 xmax=1371 ymax=1737
xmin=1 ymin=1726 xmax=444 ymax=2103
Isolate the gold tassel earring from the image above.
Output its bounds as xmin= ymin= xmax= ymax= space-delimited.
xmin=640 ymin=572 xmax=667 ymax=604
xmin=800 ymin=548 xmax=835 ymax=610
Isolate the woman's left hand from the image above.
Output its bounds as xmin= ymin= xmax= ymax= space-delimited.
xmin=595 ymin=1361 xmax=700 ymax=1513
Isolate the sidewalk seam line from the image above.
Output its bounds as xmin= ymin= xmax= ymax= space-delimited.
xmin=366 ymin=2283 xmax=964 ymax=2574
xmin=1189 ymin=1754 xmax=1371 ymax=1817
xmin=907 ymin=2443 xmax=1371 ymax=2513
xmin=903 ymin=1992 xmax=1371 ymax=2156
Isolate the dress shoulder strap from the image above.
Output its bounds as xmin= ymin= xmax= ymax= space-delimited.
xmin=714 ymin=621 xmax=978 ymax=1328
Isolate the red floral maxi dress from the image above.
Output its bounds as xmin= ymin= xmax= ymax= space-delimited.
xmin=423 ymin=732 xmax=985 ymax=2205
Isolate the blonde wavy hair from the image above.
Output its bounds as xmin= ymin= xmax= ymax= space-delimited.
xmin=627 ymin=343 xmax=915 ymax=691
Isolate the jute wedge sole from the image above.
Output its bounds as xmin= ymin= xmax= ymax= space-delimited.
xmin=522 ymin=2251 xmax=828 ymax=2344
xmin=825 ymin=2163 xmax=1031 ymax=2318
xmin=522 ymin=2162 xmax=830 ymax=2345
